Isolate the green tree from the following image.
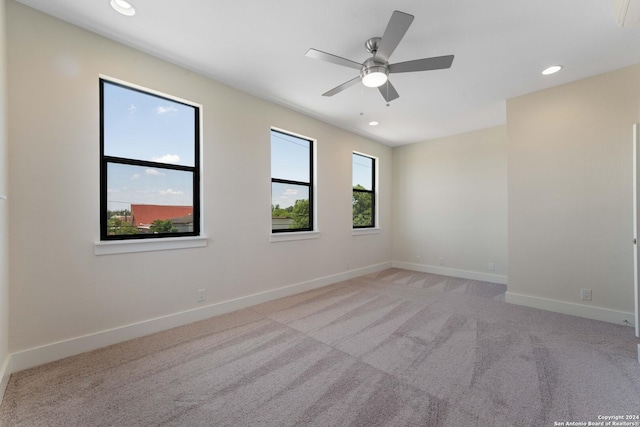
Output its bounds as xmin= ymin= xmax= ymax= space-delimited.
xmin=291 ymin=199 xmax=310 ymax=229
xmin=271 ymin=204 xmax=294 ymax=219
xmin=150 ymin=219 xmax=178 ymax=234
xmin=107 ymin=217 xmax=139 ymax=235
xmin=353 ymin=185 xmax=373 ymax=226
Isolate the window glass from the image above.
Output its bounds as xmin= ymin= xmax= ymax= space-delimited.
xmin=271 ymin=131 xmax=310 ymax=182
xmin=352 ymin=153 xmax=373 ymax=190
xmin=103 ymin=82 xmax=195 ymax=167
xmin=106 ymin=163 xmax=194 ymax=205
xmin=271 ymin=182 xmax=310 ymax=230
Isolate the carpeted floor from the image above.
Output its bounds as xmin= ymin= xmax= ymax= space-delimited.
xmin=1 ymin=268 xmax=639 ymax=426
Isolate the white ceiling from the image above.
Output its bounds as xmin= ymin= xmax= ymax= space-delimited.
xmin=14 ymin=0 xmax=640 ymax=146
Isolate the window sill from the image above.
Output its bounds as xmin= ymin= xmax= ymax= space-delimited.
xmin=94 ymin=236 xmax=208 ymax=255
xmin=270 ymin=231 xmax=320 ymax=243
xmin=352 ymin=228 xmax=381 ymax=236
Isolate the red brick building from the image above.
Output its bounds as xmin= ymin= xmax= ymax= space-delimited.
xmin=130 ymin=204 xmax=193 ymax=233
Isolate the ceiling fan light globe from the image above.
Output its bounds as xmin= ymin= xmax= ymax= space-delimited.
xmin=362 ymin=71 xmax=388 ymax=88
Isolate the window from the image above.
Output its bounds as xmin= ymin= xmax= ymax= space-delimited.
xmin=352 ymin=153 xmax=375 ymax=228
xmin=271 ymin=129 xmax=314 ymax=232
xmin=100 ymin=79 xmax=200 ymax=240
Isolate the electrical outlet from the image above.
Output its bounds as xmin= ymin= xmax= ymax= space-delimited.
xmin=197 ymin=289 xmax=206 ymax=302
xmin=416 ymin=256 xmax=421 ymax=263
xmin=439 ymin=257 xmax=445 ymax=266
xmin=488 ymin=262 xmax=495 ymax=271
xmin=580 ymin=288 xmax=592 ymax=301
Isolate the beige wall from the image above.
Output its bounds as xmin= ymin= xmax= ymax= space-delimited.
xmin=6 ymin=2 xmax=392 ymax=354
xmin=0 ymin=0 xmax=10 ymax=389
xmin=507 ymin=64 xmax=640 ymax=321
xmin=392 ymin=126 xmax=508 ymax=282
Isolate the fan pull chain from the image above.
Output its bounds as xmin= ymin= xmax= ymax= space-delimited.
xmin=386 ymin=82 xmax=390 ymax=107
xmin=385 ymin=80 xmax=389 ymax=107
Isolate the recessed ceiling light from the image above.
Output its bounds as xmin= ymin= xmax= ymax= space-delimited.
xmin=110 ymin=0 xmax=136 ymax=16
xmin=369 ymin=121 xmax=379 ymax=126
xmin=542 ymin=65 xmax=562 ymax=75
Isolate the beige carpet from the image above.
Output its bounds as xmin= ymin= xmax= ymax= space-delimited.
xmin=1 ymin=269 xmax=638 ymax=426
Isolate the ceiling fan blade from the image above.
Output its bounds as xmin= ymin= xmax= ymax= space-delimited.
xmin=305 ymin=49 xmax=362 ymax=70
xmin=378 ymin=80 xmax=399 ymax=102
xmin=389 ymin=55 xmax=454 ymax=73
xmin=323 ymin=76 xmax=361 ymax=97
xmin=375 ymin=11 xmax=414 ymax=63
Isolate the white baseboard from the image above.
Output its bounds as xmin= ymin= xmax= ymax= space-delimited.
xmin=505 ymin=291 xmax=635 ymax=326
xmin=9 ymin=262 xmax=392 ymax=374
xmin=0 ymin=355 xmax=10 ymax=406
xmin=392 ymin=261 xmax=508 ymax=285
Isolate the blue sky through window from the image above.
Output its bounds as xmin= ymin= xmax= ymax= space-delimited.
xmin=103 ymin=81 xmax=196 ymax=211
xmin=353 ymin=153 xmax=373 ymax=190
xmin=107 ymin=163 xmax=193 ymax=212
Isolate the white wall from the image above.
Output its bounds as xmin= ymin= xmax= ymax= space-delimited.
xmin=507 ymin=65 xmax=640 ymax=324
xmin=6 ymin=2 xmax=392 ymax=365
xmin=0 ymin=0 xmax=10 ymax=399
xmin=392 ymin=126 xmax=508 ymax=283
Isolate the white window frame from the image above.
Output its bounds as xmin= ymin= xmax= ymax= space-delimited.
xmin=352 ymin=151 xmax=380 ymax=236
xmin=95 ymin=75 xmax=206 ymax=255
xmin=270 ymin=127 xmax=319 ymax=242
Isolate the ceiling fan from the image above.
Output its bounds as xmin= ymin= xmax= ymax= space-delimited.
xmin=305 ymin=10 xmax=454 ymax=103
